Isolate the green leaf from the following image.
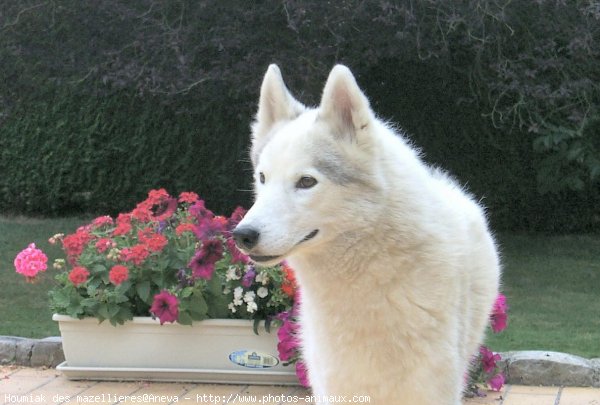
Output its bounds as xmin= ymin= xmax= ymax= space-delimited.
xmin=253 ymin=318 xmax=260 ymax=335
xmin=177 ymin=311 xmax=193 ymax=325
xmin=136 ymin=280 xmax=151 ymax=303
xmin=189 ymin=293 xmax=209 ymax=318
xmin=265 ymin=317 xmax=271 ymax=334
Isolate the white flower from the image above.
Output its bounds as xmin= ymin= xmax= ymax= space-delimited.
xmin=223 ymin=287 xmax=231 ymax=295
xmin=233 ymin=286 xmax=244 ymax=300
xmin=233 ymin=297 xmax=243 ymax=306
xmin=226 ymin=266 xmax=240 ymax=281
xmin=246 ymin=301 xmax=258 ymax=313
xmin=243 ymin=291 xmax=256 ymax=303
xmin=228 ymin=303 xmax=237 ymax=313
xmin=255 ymin=271 xmax=269 ymax=285
xmin=257 ymin=287 xmax=269 ymax=298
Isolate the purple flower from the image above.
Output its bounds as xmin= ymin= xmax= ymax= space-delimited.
xmin=189 ymin=239 xmax=223 ymax=280
xmin=488 ymin=373 xmax=505 ymax=391
xmin=242 ymin=266 xmax=256 ymax=288
xmin=189 ymin=200 xmax=213 ymax=220
xmin=150 ymin=290 xmax=179 ymax=324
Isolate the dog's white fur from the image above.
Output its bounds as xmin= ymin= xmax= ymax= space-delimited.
xmin=236 ymin=65 xmax=501 ymax=404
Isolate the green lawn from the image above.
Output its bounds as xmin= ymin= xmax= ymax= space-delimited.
xmin=485 ymin=233 xmax=600 ymax=358
xmin=0 ymin=216 xmax=89 ymax=338
xmin=1 ymin=217 xmax=599 ymax=358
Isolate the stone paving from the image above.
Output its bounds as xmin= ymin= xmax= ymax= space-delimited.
xmin=2 ymin=367 xmax=600 ymax=405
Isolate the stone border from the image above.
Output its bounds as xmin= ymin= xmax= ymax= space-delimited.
xmin=1 ymin=337 xmax=599 ymax=387
xmin=0 ymin=336 xmax=64 ymax=367
xmin=500 ymin=351 xmax=599 ymax=387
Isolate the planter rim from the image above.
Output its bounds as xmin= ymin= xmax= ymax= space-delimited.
xmin=52 ymin=313 xmax=260 ymax=328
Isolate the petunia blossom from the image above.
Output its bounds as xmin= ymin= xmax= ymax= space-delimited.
xmin=490 ymin=293 xmax=508 ymax=333
xmin=488 ymin=373 xmax=505 ymax=391
xmin=150 ymin=290 xmax=179 ymax=324
xmin=480 ymin=346 xmax=501 ymax=373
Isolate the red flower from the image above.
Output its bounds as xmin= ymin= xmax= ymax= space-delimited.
xmin=68 ymin=266 xmax=90 ymax=286
xmin=178 ymin=191 xmax=199 ymax=204
xmin=120 ymin=244 xmax=150 ymax=266
xmin=62 ymin=228 xmax=93 ymax=262
xmin=138 ymin=228 xmax=168 ymax=252
xmin=113 ymin=213 xmax=132 ymax=236
xmin=176 ymin=223 xmax=196 ymax=236
xmin=95 ymin=238 xmax=115 ymax=253
xmin=92 ymin=216 xmax=114 ymax=228
xmin=281 ymin=264 xmax=298 ymax=298
xmin=150 ymin=290 xmax=179 ymax=324
xmin=133 ymin=189 xmax=177 ymax=222
xmin=109 ymin=265 xmax=129 ymax=285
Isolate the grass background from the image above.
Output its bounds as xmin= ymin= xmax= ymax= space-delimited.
xmin=1 ymin=217 xmax=599 ymax=358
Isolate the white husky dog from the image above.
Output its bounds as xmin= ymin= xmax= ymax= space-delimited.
xmin=233 ymin=64 xmax=500 ymax=404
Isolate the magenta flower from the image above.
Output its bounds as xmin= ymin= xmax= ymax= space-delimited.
xmin=189 ymin=238 xmax=223 ymax=279
xmin=295 ymin=360 xmax=310 ymax=387
xmin=480 ymin=346 xmax=501 ymax=373
xmin=488 ymin=373 xmax=505 ymax=391
xmin=14 ymin=243 xmax=48 ymax=281
xmin=150 ymin=290 xmax=179 ymax=324
xmin=490 ymin=293 xmax=508 ymax=333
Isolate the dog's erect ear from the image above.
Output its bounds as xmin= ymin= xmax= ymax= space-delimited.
xmin=251 ymin=65 xmax=305 ymax=158
xmin=319 ymin=65 xmax=373 ymax=140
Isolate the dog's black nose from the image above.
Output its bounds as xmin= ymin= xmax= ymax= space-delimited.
xmin=232 ymin=226 xmax=260 ymax=250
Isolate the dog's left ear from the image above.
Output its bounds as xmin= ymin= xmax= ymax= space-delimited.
xmin=319 ymin=65 xmax=374 ymax=140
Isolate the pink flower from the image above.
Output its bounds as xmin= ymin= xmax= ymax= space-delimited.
xmin=14 ymin=243 xmax=48 ymax=280
xmin=491 ymin=293 xmax=508 ymax=333
xmin=109 ymin=265 xmax=129 ymax=285
xmin=150 ymin=290 xmax=179 ymax=324
xmin=488 ymin=373 xmax=505 ymax=391
xmin=295 ymin=360 xmax=310 ymax=387
xmin=68 ymin=266 xmax=90 ymax=286
xmin=480 ymin=346 xmax=502 ymax=373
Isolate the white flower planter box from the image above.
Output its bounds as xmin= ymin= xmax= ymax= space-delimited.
xmin=53 ymin=314 xmax=298 ymax=385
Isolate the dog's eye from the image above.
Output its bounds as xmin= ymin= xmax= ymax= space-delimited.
xmin=259 ymin=172 xmax=265 ymax=184
xmin=296 ymin=176 xmax=318 ymax=189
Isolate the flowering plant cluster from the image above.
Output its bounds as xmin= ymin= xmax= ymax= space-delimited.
xmin=465 ymin=294 xmax=509 ymax=396
xmin=14 ymin=189 xmax=293 ymax=328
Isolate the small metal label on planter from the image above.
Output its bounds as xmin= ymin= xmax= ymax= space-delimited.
xmin=229 ymin=350 xmax=279 ymax=368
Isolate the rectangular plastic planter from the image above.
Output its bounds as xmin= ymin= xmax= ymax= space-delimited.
xmin=53 ymin=314 xmax=298 ymax=385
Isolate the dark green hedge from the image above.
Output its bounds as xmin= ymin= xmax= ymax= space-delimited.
xmin=0 ymin=87 xmax=254 ymax=217
xmin=0 ymin=1 xmax=598 ymax=232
